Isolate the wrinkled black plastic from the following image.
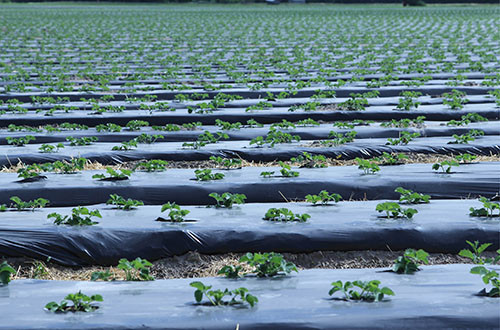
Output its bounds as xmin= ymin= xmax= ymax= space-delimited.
xmin=0 ymin=265 xmax=498 ymax=329
xmin=0 ymin=200 xmax=498 ymax=265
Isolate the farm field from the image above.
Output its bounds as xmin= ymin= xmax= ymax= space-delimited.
xmin=0 ymin=3 xmax=499 ymax=329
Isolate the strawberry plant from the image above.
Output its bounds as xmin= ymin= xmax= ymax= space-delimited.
xmin=459 ymin=240 xmax=499 ymax=265
xmin=396 ymin=91 xmax=422 ymax=110
xmin=305 ymin=190 xmax=341 ymax=205
xmin=6 ymin=135 xmax=35 ymax=147
xmin=183 ymin=131 xmax=229 ymax=149
xmin=239 ymin=252 xmax=298 ymax=277
xmin=217 ymin=265 xmax=243 ymax=279
xmin=49 ymin=207 xmax=102 ymax=226
xmin=374 ymin=152 xmax=408 ymax=165
xmin=263 ymin=208 xmax=310 ymax=222
xmin=329 ymin=280 xmax=394 ymax=302
xmin=96 ymin=123 xmax=122 ymax=132
xmin=448 ymin=129 xmax=484 ymax=144
xmin=106 ymin=194 xmax=144 ymax=210
xmin=296 ymin=118 xmax=320 ymax=127
xmin=271 ymin=119 xmax=296 ymax=130
xmin=0 ymin=261 xmax=15 ymax=285
xmin=455 ymin=153 xmax=477 ymax=164
xmin=245 ymin=119 xmax=263 ymax=128
xmin=134 ymin=133 xmax=164 ymax=144
xmin=250 ymin=128 xmax=300 ymax=147
xmin=134 ymin=159 xmax=168 ymax=172
xmin=45 ymin=291 xmax=103 ymax=313
xmin=432 ymin=160 xmax=459 ymax=173
xmin=9 ymin=196 xmax=49 ymax=211
xmin=112 ymin=139 xmax=138 ymax=151
xmin=66 ymin=136 xmax=98 ymax=146
xmin=118 ymin=258 xmax=154 ymax=281
xmin=395 ymin=187 xmax=430 ymax=204
xmin=470 ymin=266 xmax=499 ymax=297
xmin=386 ymin=131 xmax=420 ymax=145
xmin=92 ymin=168 xmax=133 ymax=181
xmin=355 ymin=157 xmax=380 ymax=174
xmin=41 ymin=158 xmax=86 ymax=174
xmin=381 ymin=116 xmax=426 ymax=128
xmin=376 ymin=202 xmax=418 ymax=219
xmin=159 ymin=202 xmax=190 ymax=222
xmin=190 ymin=282 xmax=258 ymax=307
xmin=321 ymin=131 xmax=357 ymax=147
xmin=260 ymin=171 xmax=274 ymax=178
xmin=446 ymin=113 xmax=488 ymax=126
xmin=126 ymin=120 xmax=149 ymax=131
xmin=337 ymin=93 xmax=369 ymax=111
xmin=279 ymin=161 xmax=299 ymax=177
xmin=290 ymin=152 xmax=327 ymax=168
xmin=215 ymin=119 xmax=242 ymax=130
xmin=194 ymin=169 xmax=225 ymax=181
xmin=442 ymin=89 xmax=469 ymax=110
xmin=209 ymin=192 xmax=246 ymax=208
xmin=392 ymin=249 xmax=429 ymax=274
xmin=17 ymin=165 xmax=45 ymax=182
xmin=209 ymin=156 xmax=242 ymax=169
xmin=469 ymin=197 xmax=500 ymax=217
xmin=39 ymin=143 xmax=65 ymax=153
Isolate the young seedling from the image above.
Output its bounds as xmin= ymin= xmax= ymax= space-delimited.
xmin=250 ymin=128 xmax=300 ymax=147
xmin=134 ymin=159 xmax=168 ymax=172
xmin=290 ymin=152 xmax=328 ymax=168
xmin=469 ymin=197 xmax=500 ymax=218
xmin=208 ymin=192 xmax=246 ymax=208
xmin=455 ymin=153 xmax=477 ymax=164
xmin=48 ymin=207 xmax=102 ymax=226
xmin=66 ymin=136 xmax=98 ymax=146
xmin=305 ymin=190 xmax=342 ymax=205
xmin=126 ymin=120 xmax=149 ymax=131
xmin=39 ymin=143 xmax=65 ymax=153
xmin=45 ymin=291 xmax=103 ymax=313
xmin=194 ymin=169 xmax=225 ymax=181
xmin=442 ymin=89 xmax=469 ymax=110
xmin=448 ymin=129 xmax=484 ymax=144
xmin=106 ymin=194 xmax=144 ymax=210
xmin=374 ymin=152 xmax=408 ymax=165
xmin=9 ymin=196 xmax=49 ymax=211
xmin=96 ymin=123 xmax=122 ymax=132
xmin=239 ymin=252 xmax=298 ymax=277
xmin=0 ymin=261 xmax=15 ymax=285
xmin=469 ymin=266 xmax=500 ymax=297
xmin=41 ymin=158 xmax=87 ymax=174
xmin=392 ymin=249 xmax=429 ymax=274
xmin=263 ymin=208 xmax=310 ymax=222
xmin=381 ymin=116 xmax=426 ymax=128
xmin=459 ymin=240 xmax=500 ymax=265
xmin=355 ymin=157 xmax=380 ymax=174
xmin=278 ymin=161 xmax=299 ymax=177
xmin=395 ymin=187 xmax=430 ymax=204
xmin=337 ymin=93 xmax=369 ymax=111
xmin=16 ymin=165 xmax=45 ymax=182
xmin=260 ymin=171 xmax=275 ymax=178
xmin=321 ymin=131 xmax=357 ymax=147
xmin=396 ymin=91 xmax=422 ymax=110
xmin=6 ymin=135 xmax=36 ymax=147
xmin=159 ymin=202 xmax=190 ymax=222
xmin=432 ymin=160 xmax=459 ymax=173
xmin=329 ymin=280 xmax=394 ymax=302
xmin=92 ymin=168 xmax=133 ymax=181
xmin=190 ymin=281 xmax=258 ymax=307
xmin=117 ymin=258 xmax=154 ymax=281
xmin=375 ymin=202 xmax=418 ymax=219
xmin=112 ymin=139 xmax=138 ymax=151
xmin=217 ymin=265 xmax=243 ymax=279
xmin=209 ymin=156 xmax=242 ymax=169
xmin=386 ymin=131 xmax=420 ymax=145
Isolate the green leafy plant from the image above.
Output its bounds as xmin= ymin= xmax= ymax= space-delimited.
xmin=392 ymin=249 xmax=429 ymax=274
xmin=239 ymin=252 xmax=298 ymax=277
xmin=208 ymin=192 xmax=246 ymax=208
xmin=96 ymin=123 xmax=122 ymax=132
xmin=374 ymin=152 xmax=408 ymax=165
xmin=442 ymin=89 xmax=469 ymax=110
xmin=386 ymin=131 xmax=420 ymax=145
xmin=190 ymin=281 xmax=258 ymax=307
xmin=260 ymin=171 xmax=275 ymax=178
xmin=470 ymin=266 xmax=499 ymax=297
xmin=45 ymin=291 xmax=103 ymax=313
xmin=381 ymin=116 xmax=426 ymax=128
xmin=469 ymin=197 xmax=500 ymax=217
xmin=279 ymin=161 xmax=299 ymax=177
xmin=106 ymin=194 xmax=144 ymax=210
xmin=0 ymin=261 xmax=15 ymax=285
xmin=6 ymin=135 xmax=36 ymax=147
xmin=396 ymin=91 xmax=422 ymax=110
xmin=263 ymin=208 xmax=310 ymax=222
xmin=217 ymin=265 xmax=243 ymax=279
xmin=448 ymin=129 xmax=484 ymax=144
xmin=321 ymin=131 xmax=357 ymax=147
xmin=134 ymin=159 xmax=168 ymax=172
xmin=209 ymin=156 xmax=242 ymax=169
xmin=112 ymin=139 xmax=138 ymax=151
xmin=39 ymin=143 xmax=65 ymax=153
xmin=395 ymin=187 xmax=430 ymax=204
xmin=290 ymin=152 xmax=328 ymax=168
xmin=92 ymin=168 xmax=133 ymax=181
xmin=329 ymin=280 xmax=394 ymax=302
xmin=432 ymin=160 xmax=459 ymax=173
xmin=355 ymin=157 xmax=380 ymax=174
xmin=305 ymin=190 xmax=342 ymax=205
xmin=9 ymin=196 xmax=49 ymax=211
xmin=48 ymin=207 xmax=102 ymax=226
xmin=117 ymin=258 xmax=154 ymax=281
xmin=375 ymin=202 xmax=418 ymax=219
xmin=194 ymin=169 xmax=224 ymax=181
xmin=66 ymin=136 xmax=98 ymax=146
xmin=159 ymin=202 xmax=190 ymax=222
xmin=459 ymin=240 xmax=499 ymax=265
xmin=40 ymin=158 xmax=87 ymax=174
xmin=455 ymin=153 xmax=477 ymax=164
xmin=126 ymin=120 xmax=149 ymax=131
xmin=250 ymin=128 xmax=301 ymax=147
